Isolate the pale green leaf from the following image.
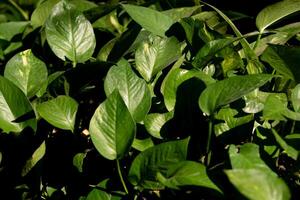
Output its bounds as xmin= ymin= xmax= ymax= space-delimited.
xmin=0 ymin=21 xmax=29 ymax=41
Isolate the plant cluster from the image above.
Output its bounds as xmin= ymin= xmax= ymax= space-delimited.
xmin=0 ymin=0 xmax=300 ymax=199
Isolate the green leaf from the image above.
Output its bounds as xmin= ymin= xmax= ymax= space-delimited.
xmin=86 ymin=189 xmax=121 ymax=200
xmin=261 ymin=46 xmax=295 ymax=80
xmin=21 ymin=141 xmax=46 ymax=177
xmin=144 ymin=112 xmax=174 ymax=139
xmin=157 ymin=161 xmax=222 ymax=193
xmin=36 ymin=95 xmax=78 ymax=132
xmin=128 ymin=138 xmax=189 ymax=190
xmin=199 ymin=74 xmax=272 ymax=116
xmin=31 ymin=0 xmax=60 ymax=27
xmin=36 ymin=71 xmax=65 ymax=97
xmin=263 ymin=93 xmax=287 ymax=121
xmin=89 ymin=90 xmax=136 ymax=160
xmin=132 ymin=138 xmax=154 ymax=152
xmin=162 ymin=68 xmax=215 ymax=111
xmin=225 ymin=169 xmax=291 ymax=200
xmin=243 ymin=90 xmax=271 ymax=113
xmin=292 ymin=84 xmax=300 ymax=112
xmin=162 ymin=6 xmax=200 ymax=21
xmin=104 ymin=59 xmax=151 ymax=122
xmin=0 ymin=21 xmax=29 ymax=41
xmin=0 ymin=76 xmax=36 ymax=133
xmin=45 ymin=1 xmax=96 ymax=63
xmin=73 ymin=152 xmax=87 ymax=173
xmin=135 ymin=34 xmax=181 ymax=82
xmin=256 ymin=0 xmax=300 ymax=33
xmin=4 ymin=49 xmax=48 ymax=98
xmin=122 ymin=4 xmax=174 ymax=37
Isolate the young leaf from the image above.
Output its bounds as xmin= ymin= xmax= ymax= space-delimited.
xmin=73 ymin=152 xmax=87 ymax=173
xmin=37 ymin=95 xmax=78 ymax=132
xmin=128 ymin=138 xmax=189 ymax=190
xmin=4 ymin=49 xmax=48 ymax=98
xmin=256 ymin=0 xmax=300 ymax=33
xmin=291 ymin=84 xmax=300 ymax=112
xmin=122 ymin=4 xmax=174 ymax=37
xmin=199 ymin=74 xmax=272 ymax=116
xmin=225 ymin=168 xmax=291 ymax=200
xmin=104 ymin=59 xmax=151 ymax=122
xmin=89 ymin=90 xmax=136 ymax=160
xmin=0 ymin=76 xmax=36 ymax=133
xmin=45 ymin=0 xmax=96 ymax=63
xmin=135 ymin=34 xmax=181 ymax=82
xmin=162 ymin=68 xmax=215 ymax=111
xmin=157 ymin=161 xmax=222 ymax=193
xmin=144 ymin=112 xmax=174 ymax=139
xmin=22 ymin=141 xmax=46 ymax=176
xmin=0 ymin=21 xmax=29 ymax=41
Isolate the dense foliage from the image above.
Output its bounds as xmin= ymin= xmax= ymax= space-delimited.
xmin=0 ymin=0 xmax=300 ymax=199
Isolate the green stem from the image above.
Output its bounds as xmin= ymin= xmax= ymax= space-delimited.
xmin=8 ymin=0 xmax=29 ymax=20
xmin=206 ymin=119 xmax=213 ymax=166
xmin=117 ymin=159 xmax=129 ymax=194
xmin=253 ymin=32 xmax=262 ymax=50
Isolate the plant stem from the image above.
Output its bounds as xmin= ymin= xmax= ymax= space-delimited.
xmin=8 ymin=0 xmax=29 ymax=20
xmin=253 ymin=32 xmax=262 ymax=50
xmin=117 ymin=159 xmax=129 ymax=194
xmin=206 ymin=119 xmax=213 ymax=166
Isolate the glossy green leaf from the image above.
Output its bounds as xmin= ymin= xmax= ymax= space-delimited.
xmin=263 ymin=93 xmax=287 ymax=121
xmin=22 ymin=141 xmax=46 ymax=176
xmin=226 ymin=169 xmax=291 ymax=200
xmin=192 ymin=38 xmax=238 ymax=68
xmin=4 ymin=49 xmax=48 ymax=98
xmin=122 ymin=4 xmax=174 ymax=37
xmin=0 ymin=21 xmax=29 ymax=41
xmin=291 ymin=84 xmax=300 ymax=112
xmin=0 ymin=76 xmax=36 ymax=133
xmin=89 ymin=90 xmax=136 ymax=160
xmin=135 ymin=34 xmax=181 ymax=82
xmin=45 ymin=1 xmax=96 ymax=63
xmin=214 ymin=108 xmax=253 ymax=136
xmin=36 ymin=95 xmax=78 ymax=131
xmin=199 ymin=74 xmax=272 ymax=115
xmin=261 ymin=46 xmax=294 ymax=80
xmin=271 ymin=129 xmax=298 ymax=160
xmin=104 ymin=59 xmax=151 ymax=122
xmin=144 ymin=112 xmax=174 ymax=139
xmin=128 ymin=138 xmax=189 ymax=190
xmin=163 ymin=6 xmax=200 ymax=21
xmin=243 ymin=90 xmax=272 ymax=113
xmin=256 ymin=0 xmax=300 ymax=33
xmin=162 ymin=68 xmax=215 ymax=111
xmin=157 ymin=161 xmax=221 ymax=193
xmin=31 ymin=0 xmax=60 ymax=27
xmin=132 ymin=138 xmax=154 ymax=152
xmin=73 ymin=152 xmax=86 ymax=173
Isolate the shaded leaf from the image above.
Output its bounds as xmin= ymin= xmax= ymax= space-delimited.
xmin=135 ymin=34 xmax=181 ymax=82
xmin=128 ymin=138 xmax=189 ymax=190
xmin=199 ymin=74 xmax=272 ymax=115
xmin=163 ymin=6 xmax=200 ymax=21
xmin=4 ymin=49 xmax=48 ymax=98
xmin=0 ymin=76 xmax=36 ymax=133
xmin=73 ymin=152 xmax=87 ymax=173
xmin=89 ymin=90 xmax=136 ymax=160
xmin=132 ymin=138 xmax=154 ymax=152
xmin=122 ymin=4 xmax=174 ymax=37
xmin=45 ymin=1 xmax=96 ymax=63
xmin=0 ymin=21 xmax=29 ymax=41
xmin=291 ymin=84 xmax=300 ymax=112
xmin=144 ymin=112 xmax=174 ymax=139
xmin=263 ymin=93 xmax=287 ymax=121
xmin=104 ymin=59 xmax=151 ymax=122
xmin=37 ymin=95 xmax=78 ymax=131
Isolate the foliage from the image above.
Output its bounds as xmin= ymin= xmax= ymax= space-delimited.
xmin=0 ymin=0 xmax=300 ymax=199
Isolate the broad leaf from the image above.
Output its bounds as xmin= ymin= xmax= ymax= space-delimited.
xmin=271 ymin=129 xmax=298 ymax=160
xmin=261 ymin=46 xmax=294 ymax=80
xmin=256 ymin=0 xmax=300 ymax=33
xmin=37 ymin=95 xmax=78 ymax=132
xmin=86 ymin=179 xmax=122 ymax=200
xmin=163 ymin=6 xmax=200 ymax=21
xmin=73 ymin=152 xmax=86 ymax=173
xmin=89 ymin=90 xmax=136 ymax=160
xmin=122 ymin=4 xmax=174 ymax=37
xmin=157 ymin=161 xmax=221 ymax=193
xmin=243 ymin=90 xmax=272 ymax=114
xmin=132 ymin=138 xmax=154 ymax=152
xmin=263 ymin=93 xmax=287 ymax=121
xmin=104 ymin=59 xmax=151 ymax=122
xmin=162 ymin=68 xmax=215 ymax=111
xmin=135 ymin=34 xmax=181 ymax=82
xmin=199 ymin=74 xmax=272 ymax=115
xmin=226 ymin=169 xmax=291 ymax=200
xmin=4 ymin=49 xmax=48 ymax=98
xmin=45 ymin=1 xmax=96 ymax=63
xmin=0 ymin=21 xmax=29 ymax=41
xmin=0 ymin=76 xmax=36 ymax=133
xmin=128 ymin=138 xmax=189 ymax=190
xmin=31 ymin=0 xmax=60 ymax=27
xmin=292 ymin=84 xmax=300 ymax=112
xmin=22 ymin=141 xmax=46 ymax=176
xmin=144 ymin=112 xmax=174 ymax=139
